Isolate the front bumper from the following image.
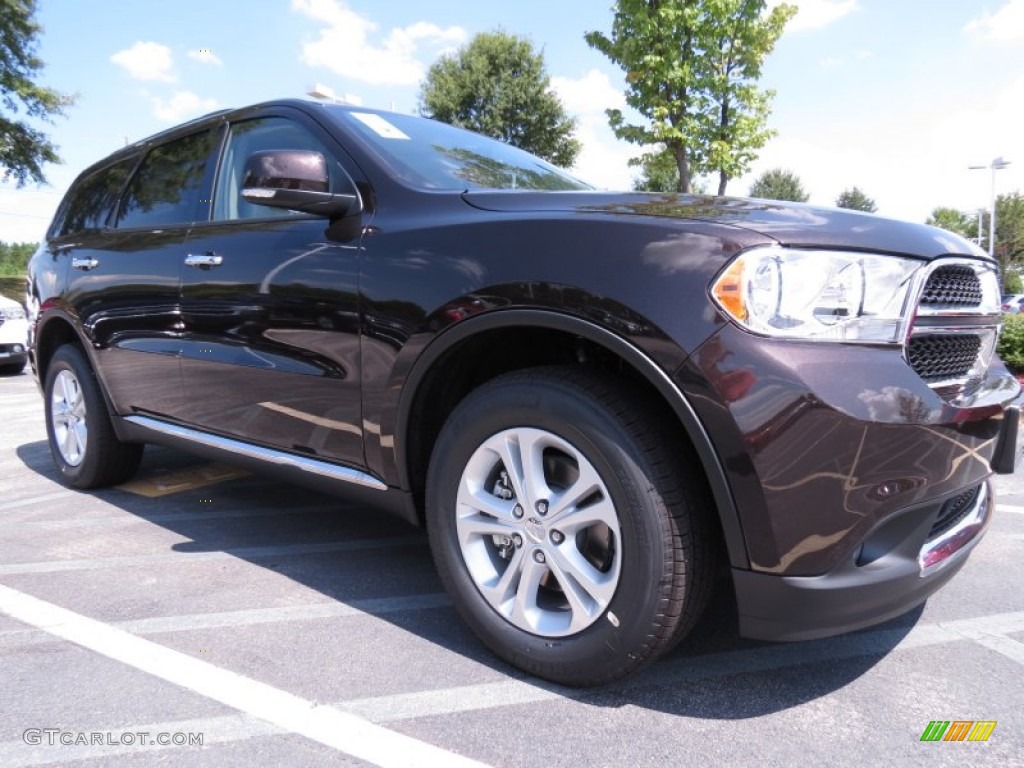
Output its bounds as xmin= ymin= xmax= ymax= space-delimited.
xmin=0 ymin=342 xmax=27 ymax=367
xmin=734 ymin=479 xmax=994 ymax=641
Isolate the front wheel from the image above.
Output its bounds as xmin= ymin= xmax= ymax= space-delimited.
xmin=426 ymin=367 xmax=713 ymax=686
xmin=44 ymin=345 xmax=143 ymax=488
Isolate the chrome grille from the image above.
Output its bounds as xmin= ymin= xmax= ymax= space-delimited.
xmin=907 ymin=335 xmax=982 ymax=382
xmin=920 ymin=265 xmax=982 ymax=307
xmin=906 ymin=259 xmax=1000 ymax=402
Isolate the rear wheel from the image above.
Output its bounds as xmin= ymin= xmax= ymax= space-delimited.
xmin=426 ymin=367 xmax=713 ymax=686
xmin=44 ymin=345 xmax=143 ymax=488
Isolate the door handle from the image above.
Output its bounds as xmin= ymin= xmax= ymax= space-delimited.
xmin=184 ymin=253 xmax=223 ymax=268
xmin=71 ymin=257 xmax=99 ymax=271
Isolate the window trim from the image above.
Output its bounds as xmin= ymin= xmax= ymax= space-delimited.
xmin=112 ymin=126 xmax=223 ymax=232
xmin=195 ymin=108 xmax=365 ymax=229
xmin=48 ymin=153 xmax=143 ymax=240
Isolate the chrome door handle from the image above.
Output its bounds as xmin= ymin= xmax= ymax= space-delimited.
xmin=71 ymin=257 xmax=99 ymax=271
xmin=184 ymin=253 xmax=223 ymax=268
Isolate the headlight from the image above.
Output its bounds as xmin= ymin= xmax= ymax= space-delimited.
xmin=0 ymin=305 xmax=26 ymax=321
xmin=711 ymin=246 xmax=923 ymax=343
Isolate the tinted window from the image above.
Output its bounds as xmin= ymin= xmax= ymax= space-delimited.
xmin=328 ymin=107 xmax=590 ymax=192
xmin=56 ymin=158 xmax=136 ymax=237
xmin=117 ymin=131 xmax=216 ymax=229
xmin=213 ymin=117 xmax=342 ymax=221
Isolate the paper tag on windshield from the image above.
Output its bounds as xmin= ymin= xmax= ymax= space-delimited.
xmin=351 ymin=112 xmax=410 ymax=140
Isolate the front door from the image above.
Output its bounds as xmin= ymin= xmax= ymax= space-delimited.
xmin=177 ymin=113 xmax=365 ymax=468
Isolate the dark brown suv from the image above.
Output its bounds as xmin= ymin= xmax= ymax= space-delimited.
xmin=27 ymin=99 xmax=1020 ymax=685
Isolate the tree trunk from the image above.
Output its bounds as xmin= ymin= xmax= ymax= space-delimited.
xmin=673 ymin=144 xmax=691 ymax=194
xmin=717 ymin=91 xmax=730 ymax=196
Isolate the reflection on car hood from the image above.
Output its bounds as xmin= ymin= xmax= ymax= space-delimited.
xmin=462 ymin=191 xmax=986 ymax=260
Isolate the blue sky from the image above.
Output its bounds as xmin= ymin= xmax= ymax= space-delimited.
xmin=1 ymin=0 xmax=1022 ymax=242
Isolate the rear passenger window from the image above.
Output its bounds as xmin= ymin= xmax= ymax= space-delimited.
xmin=56 ymin=158 xmax=136 ymax=237
xmin=117 ymin=131 xmax=216 ymax=229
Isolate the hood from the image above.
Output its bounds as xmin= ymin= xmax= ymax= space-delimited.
xmin=462 ymin=191 xmax=987 ymax=261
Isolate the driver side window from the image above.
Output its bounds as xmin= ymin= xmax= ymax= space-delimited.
xmin=213 ymin=117 xmax=339 ymax=221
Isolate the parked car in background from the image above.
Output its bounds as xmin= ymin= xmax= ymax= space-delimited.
xmin=0 ymin=294 xmax=29 ymax=375
xmin=1001 ymin=294 xmax=1024 ymax=313
xmin=24 ymin=99 xmax=1022 ymax=686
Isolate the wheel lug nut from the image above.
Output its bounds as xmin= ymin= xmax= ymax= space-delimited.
xmin=550 ymin=530 xmax=564 ymax=544
xmin=512 ymin=504 xmax=524 ymax=519
xmin=536 ymin=500 xmax=549 ymax=516
xmin=533 ymin=550 xmax=546 ymax=564
xmin=512 ymin=534 xmax=523 ymax=548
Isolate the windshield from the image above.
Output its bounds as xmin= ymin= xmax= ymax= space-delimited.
xmin=327 ymin=107 xmax=591 ymax=192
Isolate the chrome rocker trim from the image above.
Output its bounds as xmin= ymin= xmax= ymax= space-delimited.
xmin=124 ymin=414 xmax=388 ymax=491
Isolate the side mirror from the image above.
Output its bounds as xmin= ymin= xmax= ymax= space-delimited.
xmin=241 ymin=150 xmax=360 ymax=218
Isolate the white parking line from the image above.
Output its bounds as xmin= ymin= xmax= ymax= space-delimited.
xmin=0 ymin=491 xmax=78 ymax=512
xmin=115 ymin=592 xmax=451 ymax=634
xmin=0 ymin=535 xmax=423 ymax=575
xmin=970 ymin=633 xmax=1024 ymax=666
xmin=0 ymin=585 xmax=489 ymax=768
xmin=0 ymin=593 xmax=451 ymax=646
xmin=333 ymin=610 xmax=1024 ymax=724
xmin=997 ymin=503 xmax=1024 ymax=515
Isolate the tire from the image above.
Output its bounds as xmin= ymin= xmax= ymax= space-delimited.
xmin=426 ymin=367 xmax=713 ymax=686
xmin=44 ymin=345 xmax=143 ymax=488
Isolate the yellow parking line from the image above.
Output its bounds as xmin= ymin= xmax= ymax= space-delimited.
xmin=116 ymin=463 xmax=249 ymax=497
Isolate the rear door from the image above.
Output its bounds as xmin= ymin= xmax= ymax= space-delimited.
xmin=177 ymin=110 xmax=366 ymax=467
xmin=60 ymin=128 xmax=219 ymax=417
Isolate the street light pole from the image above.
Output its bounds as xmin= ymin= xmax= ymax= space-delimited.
xmin=969 ymin=156 xmax=1012 ymax=258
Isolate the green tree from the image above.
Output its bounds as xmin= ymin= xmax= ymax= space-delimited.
xmin=926 ymin=207 xmax=978 ymax=242
xmin=836 ymin=186 xmax=877 ymax=212
xmin=0 ymin=240 xmax=36 ymax=275
xmin=1 ymin=0 xmax=74 ymax=185
xmin=996 ymin=191 xmax=1024 ymax=264
xmin=586 ymin=0 xmax=795 ymax=195
xmin=1004 ymin=270 xmax=1023 ymax=295
xmin=419 ymin=31 xmax=580 ymax=167
xmin=748 ymin=167 xmax=808 ymax=202
xmin=630 ymin=146 xmax=710 ymax=193
xmin=630 ymin=147 xmax=680 ymax=192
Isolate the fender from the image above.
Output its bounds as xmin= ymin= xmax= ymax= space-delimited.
xmin=395 ymin=308 xmax=750 ymax=569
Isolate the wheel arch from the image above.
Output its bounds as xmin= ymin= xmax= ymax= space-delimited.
xmin=33 ymin=310 xmax=88 ymax=385
xmin=396 ymin=309 xmax=750 ymax=569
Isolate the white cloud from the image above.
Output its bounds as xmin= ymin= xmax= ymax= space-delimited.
xmin=550 ymin=70 xmax=637 ymax=190
xmin=292 ymin=0 xmax=466 ymax=86
xmin=0 ymin=184 xmax=65 ymax=243
xmin=965 ymin=0 xmax=1024 ymax=43
xmin=150 ymin=91 xmax=219 ymax=122
xmin=111 ymin=41 xmax=176 ymax=82
xmin=551 ymin=69 xmax=625 ymax=116
xmin=187 ymin=49 xmax=223 ymax=66
xmin=769 ymin=0 xmax=858 ymax=33
xmin=734 ymin=73 xmax=1024 ymax=224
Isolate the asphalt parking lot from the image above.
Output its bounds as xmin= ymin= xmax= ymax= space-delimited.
xmin=1 ymin=369 xmax=1023 ymax=767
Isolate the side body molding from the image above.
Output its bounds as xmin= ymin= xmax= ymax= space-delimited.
xmin=395 ymin=309 xmax=750 ymax=569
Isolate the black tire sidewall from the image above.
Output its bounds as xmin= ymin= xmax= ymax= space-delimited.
xmin=427 ymin=374 xmax=677 ymax=684
xmin=44 ymin=346 xmax=110 ymax=488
